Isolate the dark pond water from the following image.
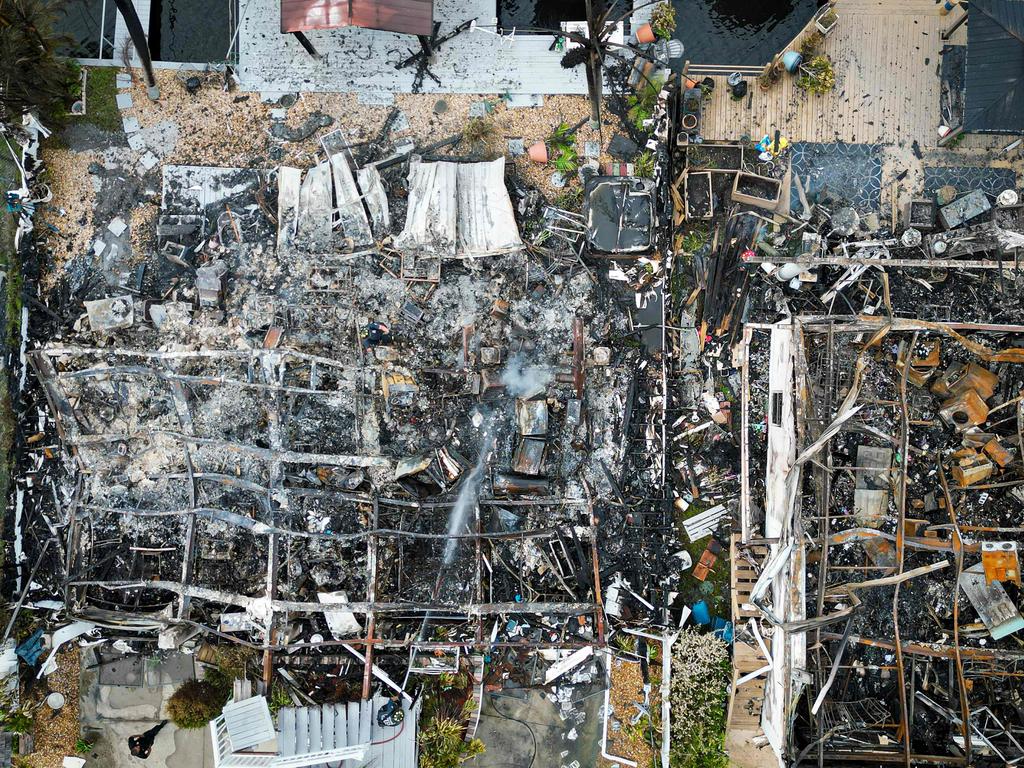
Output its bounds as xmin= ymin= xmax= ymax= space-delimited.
xmin=498 ymin=0 xmax=588 ymax=30
xmin=149 ymin=0 xmax=233 ymax=63
xmin=672 ymin=0 xmax=822 ymax=66
xmin=498 ymin=0 xmax=823 ymax=67
xmin=55 ymin=0 xmax=233 ymax=62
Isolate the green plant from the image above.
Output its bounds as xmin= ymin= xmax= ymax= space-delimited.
xmin=650 ymin=2 xmax=676 ymax=39
xmin=944 ymin=132 xmax=965 ymax=149
xmin=635 ymin=150 xmax=656 ymax=178
xmin=0 ymin=708 xmax=33 ymax=735
xmin=419 ymin=717 xmax=485 ymax=768
xmin=797 ymin=55 xmax=836 ymax=95
xmin=799 ymin=30 xmax=824 ymax=59
xmin=555 ymin=185 xmax=584 ymax=211
xmin=553 ymin=146 xmax=579 ymax=174
xmin=214 ymin=645 xmax=255 ymax=681
xmin=462 ymin=117 xmax=498 ymax=150
xmin=547 ymin=121 xmax=575 ymax=154
xmin=268 ymin=683 xmax=292 ymax=715
xmin=74 ymin=739 xmax=93 ymax=755
xmin=614 ymin=634 xmax=638 ymax=654
xmin=627 ymin=75 xmax=665 ymax=132
xmin=668 ymin=631 xmax=730 ymax=768
xmin=0 ymin=0 xmax=78 ymax=121
xmin=545 ymin=122 xmax=579 ymax=173
xmin=166 ymin=679 xmax=230 ymax=729
xmin=680 ymin=227 xmax=708 ymax=254
xmin=81 ymin=67 xmax=122 ymax=132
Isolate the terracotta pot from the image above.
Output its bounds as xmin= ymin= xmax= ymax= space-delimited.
xmin=636 ymin=23 xmax=656 ymax=44
xmin=681 ymin=113 xmax=698 ymax=130
xmin=527 ymin=141 xmax=548 ymax=163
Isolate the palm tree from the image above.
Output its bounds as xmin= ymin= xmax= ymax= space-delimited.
xmin=0 ymin=0 xmax=76 ymax=120
xmin=518 ymin=0 xmax=668 ymax=124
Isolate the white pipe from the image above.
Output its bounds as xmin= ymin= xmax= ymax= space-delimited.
xmin=620 ymin=629 xmax=679 ymax=768
xmin=600 ymin=648 xmax=638 ymax=767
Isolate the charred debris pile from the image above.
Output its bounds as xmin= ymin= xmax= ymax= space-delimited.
xmin=668 ymin=123 xmax=1024 ymax=766
xmin=8 ymin=106 xmax=688 ymax=722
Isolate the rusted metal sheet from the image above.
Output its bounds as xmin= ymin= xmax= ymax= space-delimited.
xmin=280 ymin=0 xmax=434 ymax=36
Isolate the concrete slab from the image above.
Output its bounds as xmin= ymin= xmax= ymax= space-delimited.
xmin=115 ymin=93 xmax=133 ymax=110
xmin=80 ymin=648 xmax=213 ymax=768
xmin=466 ymin=680 xmax=604 ymax=768
xmin=237 ymin=0 xmax=592 ymax=95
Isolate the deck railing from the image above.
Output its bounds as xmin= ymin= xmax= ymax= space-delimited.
xmin=209 ymin=716 xmax=368 ymax=768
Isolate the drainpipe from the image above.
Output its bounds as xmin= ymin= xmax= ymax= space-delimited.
xmin=112 ymin=0 xmax=160 ymax=100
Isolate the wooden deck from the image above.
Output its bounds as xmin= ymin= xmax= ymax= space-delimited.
xmin=725 ymin=534 xmax=772 ymax=768
xmin=699 ymin=0 xmax=951 ymax=147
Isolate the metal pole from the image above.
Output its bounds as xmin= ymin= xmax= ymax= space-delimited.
xmin=112 ymin=0 xmax=159 ymax=100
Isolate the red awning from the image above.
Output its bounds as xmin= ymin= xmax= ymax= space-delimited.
xmin=281 ymin=0 xmax=434 ymax=36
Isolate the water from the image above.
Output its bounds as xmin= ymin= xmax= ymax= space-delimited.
xmin=497 ymin=0 xmax=587 ymax=30
xmin=149 ymin=0 xmax=234 ymax=63
xmin=672 ymin=0 xmax=822 ymax=66
xmin=56 ymin=0 xmax=118 ymax=58
xmin=55 ymin=0 xmax=233 ymax=63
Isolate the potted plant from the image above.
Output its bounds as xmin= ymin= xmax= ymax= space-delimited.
xmin=636 ymin=23 xmax=656 ymax=44
xmin=815 ymin=5 xmax=839 ymax=35
xmin=797 ymin=55 xmax=836 ymax=95
xmin=650 ymin=2 xmax=676 ymax=40
xmin=758 ymin=65 xmax=781 ymax=91
xmin=529 ymin=121 xmax=580 ymax=169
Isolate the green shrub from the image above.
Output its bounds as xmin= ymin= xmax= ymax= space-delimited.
xmin=166 ymin=680 xmax=230 ymax=729
xmin=799 ymin=31 xmax=824 ymax=59
xmin=0 ymin=708 xmax=33 ymax=734
xmin=635 ymin=150 xmax=656 ymax=178
xmin=267 ymin=684 xmax=292 ymax=716
xmin=419 ymin=717 xmax=484 ymax=768
xmin=668 ymin=630 xmax=730 ymax=768
xmin=627 ymin=75 xmax=665 ymax=132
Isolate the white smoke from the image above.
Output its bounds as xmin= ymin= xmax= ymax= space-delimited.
xmin=500 ymin=354 xmax=554 ymax=399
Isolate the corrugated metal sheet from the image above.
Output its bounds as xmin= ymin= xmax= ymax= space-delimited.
xmin=280 ymin=0 xmax=434 ymax=36
xmin=395 ymin=158 xmax=523 ymax=258
xmin=965 ymin=0 xmax=1024 ymax=133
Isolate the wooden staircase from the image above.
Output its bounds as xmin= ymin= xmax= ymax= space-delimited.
xmin=725 ymin=534 xmax=770 ymax=767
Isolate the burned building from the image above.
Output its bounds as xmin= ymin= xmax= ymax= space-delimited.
xmin=13 ymin=108 xmax=680 ymax=764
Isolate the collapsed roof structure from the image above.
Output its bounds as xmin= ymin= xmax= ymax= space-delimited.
xmin=13 ymin=88 xmax=684 ymax=764
xmin=673 ymin=128 xmax=1024 ymax=765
